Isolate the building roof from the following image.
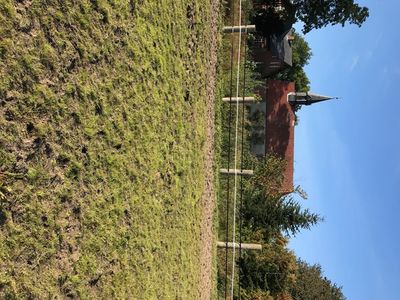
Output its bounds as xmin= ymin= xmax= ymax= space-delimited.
xmin=269 ymin=28 xmax=293 ymax=67
xmin=250 ymin=28 xmax=294 ymax=77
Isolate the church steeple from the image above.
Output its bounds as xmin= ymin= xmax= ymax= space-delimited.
xmin=288 ymin=92 xmax=338 ymax=106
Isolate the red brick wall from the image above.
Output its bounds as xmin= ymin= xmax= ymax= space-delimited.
xmin=265 ymin=80 xmax=295 ymax=194
xmin=252 ymin=47 xmax=286 ymax=77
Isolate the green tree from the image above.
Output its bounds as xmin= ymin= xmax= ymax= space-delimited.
xmin=245 ymin=155 xmax=322 ymax=240
xmin=253 ymin=0 xmax=369 ymax=34
xmin=289 ymin=0 xmax=369 ymax=34
xmin=251 ymin=155 xmax=286 ymax=197
xmin=289 ymin=260 xmax=346 ymax=300
xmin=239 ymin=234 xmax=297 ymax=297
xmin=243 ymin=190 xmax=322 ymax=241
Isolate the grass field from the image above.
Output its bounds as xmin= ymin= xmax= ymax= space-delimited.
xmin=0 ymin=1 xmax=219 ymax=298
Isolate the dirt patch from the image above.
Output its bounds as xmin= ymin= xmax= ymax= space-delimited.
xmin=199 ymin=0 xmax=219 ymax=298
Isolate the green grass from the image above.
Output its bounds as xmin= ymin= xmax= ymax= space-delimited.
xmin=0 ymin=1 xmax=218 ymax=298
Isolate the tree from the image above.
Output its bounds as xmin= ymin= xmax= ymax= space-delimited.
xmin=243 ymin=190 xmax=322 ymax=241
xmin=239 ymin=234 xmax=297 ymax=298
xmin=245 ymin=155 xmax=322 ymax=240
xmin=290 ymin=0 xmax=369 ymax=34
xmin=251 ymin=155 xmax=286 ymax=198
xmin=289 ymin=260 xmax=346 ymax=300
xmin=253 ymin=0 xmax=369 ymax=34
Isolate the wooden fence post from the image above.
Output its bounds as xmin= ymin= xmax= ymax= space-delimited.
xmin=217 ymin=241 xmax=262 ymax=250
xmin=222 ymin=96 xmax=256 ymax=103
xmin=220 ymin=169 xmax=254 ymax=176
xmin=223 ymin=25 xmax=256 ymax=33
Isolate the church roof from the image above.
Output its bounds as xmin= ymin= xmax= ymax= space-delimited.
xmin=269 ymin=28 xmax=293 ymax=67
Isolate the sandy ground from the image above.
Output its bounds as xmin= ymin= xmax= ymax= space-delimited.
xmin=199 ymin=0 xmax=219 ymax=298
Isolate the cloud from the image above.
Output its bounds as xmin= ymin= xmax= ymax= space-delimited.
xmin=349 ymin=55 xmax=360 ymax=72
xmin=366 ymin=50 xmax=374 ymax=60
xmin=383 ymin=66 xmax=388 ymax=74
xmin=365 ymin=33 xmax=383 ymax=61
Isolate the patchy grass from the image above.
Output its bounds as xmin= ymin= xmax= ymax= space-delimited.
xmin=0 ymin=0 xmax=218 ymax=298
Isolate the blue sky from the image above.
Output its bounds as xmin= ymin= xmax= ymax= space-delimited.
xmin=289 ymin=1 xmax=400 ymax=299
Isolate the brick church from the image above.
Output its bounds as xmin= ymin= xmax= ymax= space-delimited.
xmin=249 ymin=20 xmax=336 ymax=194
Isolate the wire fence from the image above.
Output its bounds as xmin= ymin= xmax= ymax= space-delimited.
xmin=223 ymin=1 xmax=249 ymax=298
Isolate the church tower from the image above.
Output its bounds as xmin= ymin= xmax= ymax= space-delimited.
xmin=288 ymin=92 xmax=338 ymax=106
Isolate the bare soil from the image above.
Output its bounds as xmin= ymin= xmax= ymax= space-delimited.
xmin=199 ymin=0 xmax=220 ymax=298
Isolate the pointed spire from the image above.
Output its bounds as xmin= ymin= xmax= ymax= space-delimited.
xmin=288 ymin=92 xmax=339 ymax=106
